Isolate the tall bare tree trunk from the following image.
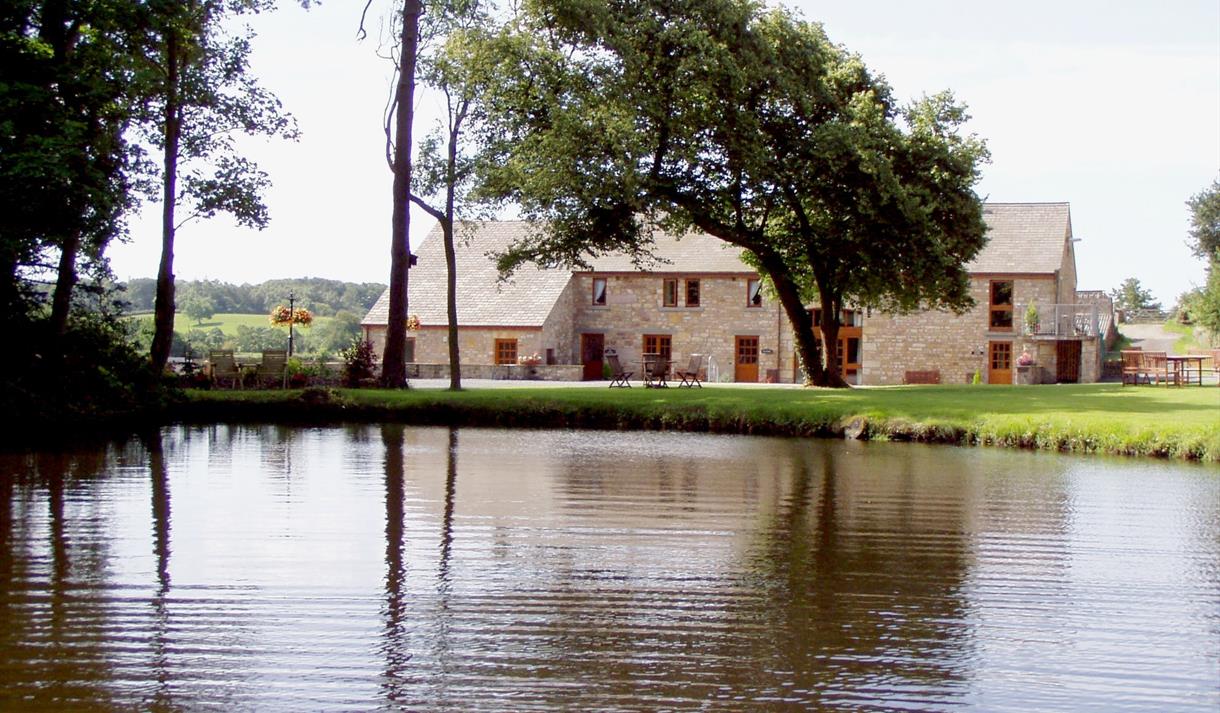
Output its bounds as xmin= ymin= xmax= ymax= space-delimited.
xmin=381 ymin=0 xmax=422 ymax=388
xmin=443 ymin=120 xmax=461 ymax=390
xmin=150 ymin=29 xmax=181 ymax=376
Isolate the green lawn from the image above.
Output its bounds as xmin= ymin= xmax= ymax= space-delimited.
xmin=183 ymin=382 xmax=1220 ymax=462
xmin=172 ymin=312 xmax=332 ymax=335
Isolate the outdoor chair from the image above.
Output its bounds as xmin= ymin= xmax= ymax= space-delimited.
xmin=1120 ymin=350 xmax=1146 ymax=386
xmin=607 ymin=353 xmax=632 ymax=388
xmin=675 ymin=354 xmax=704 ymax=388
xmin=209 ymin=349 xmax=240 ymax=389
xmin=642 ymin=352 xmax=667 ymax=387
xmin=1140 ymin=351 xmax=1178 ymax=386
xmin=256 ymin=349 xmax=288 ymax=388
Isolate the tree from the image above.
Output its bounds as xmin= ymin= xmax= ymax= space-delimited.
xmin=182 ymin=294 xmax=216 ymax=324
xmin=0 ymin=2 xmax=143 ymax=341
xmin=410 ymin=0 xmax=496 ymax=390
xmin=141 ymin=0 xmax=304 ymax=375
xmin=1186 ymin=177 xmax=1220 ymax=260
xmin=1184 ymin=177 xmax=1220 ymax=341
xmin=1110 ymin=277 xmax=1161 ymax=314
xmin=363 ymin=0 xmax=423 ymax=388
xmin=472 ymin=0 xmax=987 ymax=386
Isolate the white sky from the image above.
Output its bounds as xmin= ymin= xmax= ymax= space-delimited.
xmin=106 ymin=0 xmax=1220 ymax=307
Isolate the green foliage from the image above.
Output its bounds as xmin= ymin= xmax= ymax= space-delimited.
xmin=470 ymin=0 xmax=988 ymax=386
xmin=234 ymin=324 xmax=294 ymax=353
xmin=972 ymin=369 xmax=982 ymax=385
xmin=182 ymin=294 xmax=217 ymax=324
xmin=1177 ymin=268 xmax=1220 ymax=344
xmin=1110 ymin=277 xmax=1161 ymax=313
xmin=1 ymin=308 xmax=170 ymax=431
xmin=121 ymin=277 xmax=386 ymax=316
xmin=312 ymin=310 xmax=363 ymax=354
xmin=339 ymin=340 xmax=377 ymax=387
xmin=1186 ymin=177 xmax=1220 ymax=260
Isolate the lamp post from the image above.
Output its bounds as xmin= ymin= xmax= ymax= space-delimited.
xmin=287 ymin=292 xmax=296 ymax=357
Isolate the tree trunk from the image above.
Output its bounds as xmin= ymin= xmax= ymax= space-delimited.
xmin=443 ymin=119 xmax=461 ymax=390
xmin=48 ymin=229 xmax=80 ymax=339
xmin=754 ymin=250 xmax=824 ymax=387
xmin=442 ymin=219 xmax=460 ymax=390
xmin=381 ymin=0 xmax=422 ymax=388
xmin=150 ymin=29 xmax=181 ymax=376
xmin=817 ymin=290 xmax=849 ymax=388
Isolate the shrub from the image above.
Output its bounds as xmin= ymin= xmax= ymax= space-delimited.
xmin=339 ymin=340 xmax=376 ymax=387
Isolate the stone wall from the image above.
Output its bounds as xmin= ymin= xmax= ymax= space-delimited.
xmin=861 ymin=276 xmax=1059 ymax=385
xmin=570 ymin=272 xmax=784 ymax=382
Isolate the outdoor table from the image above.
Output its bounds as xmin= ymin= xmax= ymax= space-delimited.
xmin=636 ymin=359 xmax=672 ymax=388
xmin=1167 ymin=354 xmax=1207 ymax=386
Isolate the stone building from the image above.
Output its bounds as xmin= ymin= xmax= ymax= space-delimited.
xmin=360 ymin=222 xmax=786 ymax=382
xmin=361 ymin=204 xmax=1107 ymax=384
xmin=861 ymin=202 xmax=1105 ymax=385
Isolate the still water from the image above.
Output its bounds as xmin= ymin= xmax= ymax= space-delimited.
xmin=0 ymin=425 xmax=1217 ymax=711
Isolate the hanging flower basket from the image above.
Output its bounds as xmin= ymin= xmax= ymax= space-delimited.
xmin=271 ymin=305 xmax=313 ymax=326
xmin=406 ymin=314 xmax=421 ymax=331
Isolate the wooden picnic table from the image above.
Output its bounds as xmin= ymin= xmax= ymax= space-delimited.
xmin=1167 ymin=354 xmax=1208 ymax=386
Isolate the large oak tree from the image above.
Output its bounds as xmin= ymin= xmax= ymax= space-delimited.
xmin=472 ymin=0 xmax=988 ymax=385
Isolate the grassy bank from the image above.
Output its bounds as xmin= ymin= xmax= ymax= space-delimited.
xmin=177 ymin=383 xmax=1220 ymax=462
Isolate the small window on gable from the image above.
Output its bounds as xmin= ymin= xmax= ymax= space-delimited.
xmin=989 ymin=280 xmax=1014 ymax=331
xmin=663 ymin=279 xmax=678 ymax=307
xmin=685 ymin=279 xmax=701 ymax=307
xmin=592 ymin=277 xmax=607 ymax=306
xmin=747 ymin=278 xmax=762 ymax=307
xmin=494 ymin=338 xmax=518 ymax=365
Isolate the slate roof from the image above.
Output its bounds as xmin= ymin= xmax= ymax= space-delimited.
xmin=968 ymin=202 xmax=1071 ymax=275
xmin=362 ymin=205 xmax=1073 ymax=326
xmin=362 ymin=221 xmax=572 ymax=328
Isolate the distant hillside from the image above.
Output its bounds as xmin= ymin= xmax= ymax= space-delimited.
xmin=121 ymin=277 xmax=386 ymax=318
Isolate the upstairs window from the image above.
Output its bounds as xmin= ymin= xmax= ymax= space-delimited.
xmin=747 ymin=278 xmax=762 ymax=307
xmin=662 ymin=279 xmax=678 ymax=307
xmin=685 ymin=279 xmax=701 ymax=307
xmin=592 ymin=277 xmax=607 ymax=306
xmin=989 ymin=280 xmax=1014 ymax=331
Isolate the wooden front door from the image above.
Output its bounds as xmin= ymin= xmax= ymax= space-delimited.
xmin=835 ymin=326 xmax=862 ymax=383
xmin=988 ymin=341 xmax=1013 ymax=385
xmin=580 ymin=333 xmax=604 ymax=380
xmin=735 ymin=336 xmax=760 ymax=383
xmin=1056 ymin=340 xmax=1082 ymax=383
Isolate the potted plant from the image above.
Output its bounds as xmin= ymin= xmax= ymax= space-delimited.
xmin=1024 ymin=303 xmax=1040 ymax=334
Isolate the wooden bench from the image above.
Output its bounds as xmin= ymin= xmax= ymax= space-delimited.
xmin=904 ymin=370 xmax=941 ymax=385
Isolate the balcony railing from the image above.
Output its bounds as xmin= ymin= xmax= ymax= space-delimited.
xmin=1015 ymin=303 xmax=1102 ymax=338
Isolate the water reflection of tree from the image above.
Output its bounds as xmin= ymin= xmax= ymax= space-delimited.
xmin=379 ymin=423 xmax=410 ymax=706
xmin=744 ymin=444 xmax=973 ymax=703
xmin=145 ymin=430 xmax=175 ymax=711
xmin=0 ymin=448 xmax=119 ymax=709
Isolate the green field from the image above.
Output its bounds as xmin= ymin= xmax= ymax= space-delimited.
xmin=183 ymin=382 xmax=1220 ymax=462
xmin=126 ymin=312 xmax=334 ymax=335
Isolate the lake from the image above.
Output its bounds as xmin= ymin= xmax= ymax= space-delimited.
xmin=1 ymin=425 xmax=1217 ymax=711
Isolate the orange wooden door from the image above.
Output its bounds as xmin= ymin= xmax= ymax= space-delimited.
xmin=581 ymin=333 xmax=604 ymax=380
xmin=735 ymin=336 xmax=760 ymax=383
xmin=988 ymin=341 xmax=1013 ymax=384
